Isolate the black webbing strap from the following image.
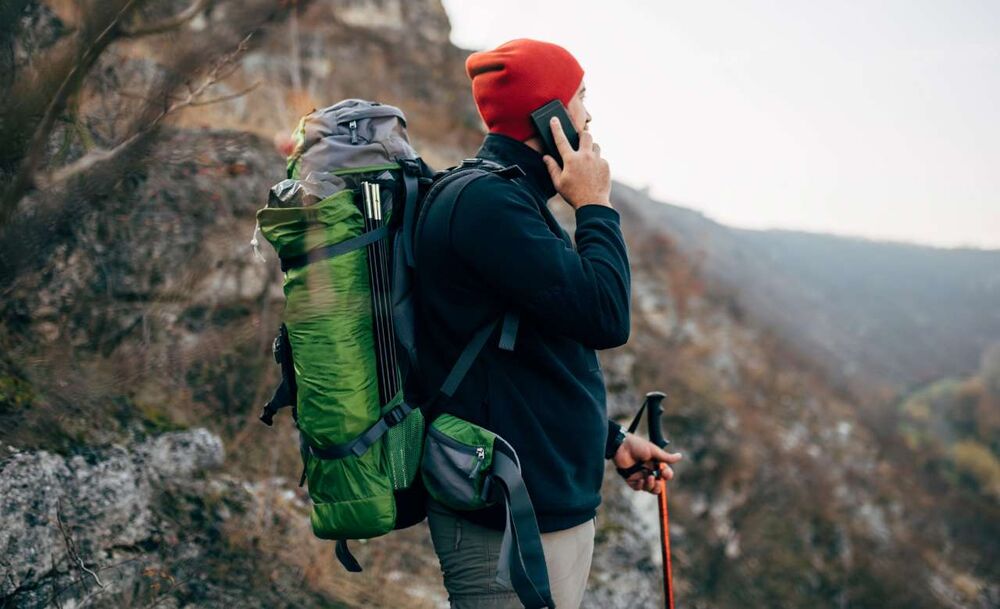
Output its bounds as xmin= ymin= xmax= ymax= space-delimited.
xmin=260 ymin=324 xmax=297 ymax=426
xmin=439 ymin=316 xmax=504 ymax=398
xmin=261 ymin=378 xmax=293 ymax=426
xmin=492 ymin=438 xmax=555 ymax=609
xmin=626 ymin=399 xmax=647 ymax=434
xmin=418 ymin=307 xmax=519 ymax=420
xmin=613 ymin=404 xmax=649 ymax=479
xmin=401 ymin=170 xmax=419 ymax=268
xmin=336 ymin=539 xmax=363 ymax=573
xmin=498 ymin=310 xmax=520 ymax=352
xmin=304 ymin=401 xmax=413 ymax=460
xmin=280 ymin=225 xmax=388 ymax=272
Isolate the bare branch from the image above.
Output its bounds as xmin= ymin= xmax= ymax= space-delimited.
xmin=0 ymin=0 xmax=142 ymax=225
xmin=43 ymin=33 xmax=255 ymax=188
xmin=187 ymin=79 xmax=261 ymax=106
xmin=46 ymin=130 xmax=145 ymax=185
xmin=120 ymin=0 xmax=212 ymax=38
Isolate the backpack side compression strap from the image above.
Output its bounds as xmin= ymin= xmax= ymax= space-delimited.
xmin=279 ymin=225 xmax=388 ymax=272
xmin=305 ymin=401 xmax=413 ymax=460
xmin=492 ymin=437 xmax=555 ymax=609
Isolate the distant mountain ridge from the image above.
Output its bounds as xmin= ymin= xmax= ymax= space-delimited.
xmin=612 ymin=180 xmax=1000 ymax=394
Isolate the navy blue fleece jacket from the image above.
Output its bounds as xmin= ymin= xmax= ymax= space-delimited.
xmin=411 ymin=132 xmax=631 ymax=532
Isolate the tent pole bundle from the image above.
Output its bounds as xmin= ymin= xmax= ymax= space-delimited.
xmin=361 ymin=180 xmax=400 ymax=405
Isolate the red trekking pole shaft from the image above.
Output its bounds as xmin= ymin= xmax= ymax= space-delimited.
xmin=645 ymin=391 xmax=675 ymax=609
xmin=657 ymin=478 xmax=675 ymax=609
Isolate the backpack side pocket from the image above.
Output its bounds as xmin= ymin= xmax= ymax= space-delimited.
xmin=421 ymin=414 xmax=496 ymax=512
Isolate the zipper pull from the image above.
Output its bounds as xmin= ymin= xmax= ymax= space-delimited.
xmin=349 ymin=120 xmax=359 ymax=144
xmin=468 ymin=447 xmax=486 ymax=478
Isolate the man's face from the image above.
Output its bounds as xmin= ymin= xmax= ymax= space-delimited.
xmin=566 ymin=80 xmax=591 ymax=134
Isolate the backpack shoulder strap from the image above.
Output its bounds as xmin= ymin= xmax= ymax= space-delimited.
xmin=414 ymin=160 xmax=525 ymax=411
xmin=492 ymin=437 xmax=555 ymax=609
xmin=412 ymin=158 xmax=527 ymax=267
xmin=412 ymin=165 xmax=490 ymax=267
xmin=398 ymin=158 xmax=423 ymax=268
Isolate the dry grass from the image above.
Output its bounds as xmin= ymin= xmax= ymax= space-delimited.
xmin=223 ymin=471 xmax=448 ymax=609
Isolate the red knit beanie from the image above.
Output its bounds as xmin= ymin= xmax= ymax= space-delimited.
xmin=466 ymin=38 xmax=584 ymax=142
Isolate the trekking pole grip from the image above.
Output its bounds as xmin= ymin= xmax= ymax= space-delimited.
xmin=645 ymin=391 xmax=669 ymax=450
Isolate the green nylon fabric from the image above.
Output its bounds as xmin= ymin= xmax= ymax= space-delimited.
xmin=305 ymin=436 xmax=395 ymax=539
xmin=257 ymin=189 xmax=395 ymax=539
xmin=257 ymin=190 xmax=380 ymax=444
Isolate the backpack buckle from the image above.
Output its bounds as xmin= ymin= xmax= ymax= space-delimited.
xmin=272 ymin=334 xmax=283 ymax=364
xmin=383 ymin=405 xmax=407 ymax=427
xmin=399 ymin=158 xmax=422 ymax=176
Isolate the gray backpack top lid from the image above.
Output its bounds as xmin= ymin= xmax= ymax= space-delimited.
xmin=288 ymin=98 xmax=419 ymax=179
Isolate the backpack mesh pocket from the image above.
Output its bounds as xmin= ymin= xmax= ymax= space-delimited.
xmin=384 ymin=406 xmax=424 ymax=490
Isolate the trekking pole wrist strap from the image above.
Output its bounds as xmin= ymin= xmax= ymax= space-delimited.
xmin=605 ymin=421 xmax=626 ymax=459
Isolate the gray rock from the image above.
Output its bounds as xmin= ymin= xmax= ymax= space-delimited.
xmin=0 ymin=429 xmax=224 ymax=601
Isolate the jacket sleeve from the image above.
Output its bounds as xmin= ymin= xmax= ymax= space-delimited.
xmin=449 ymin=176 xmax=632 ymax=350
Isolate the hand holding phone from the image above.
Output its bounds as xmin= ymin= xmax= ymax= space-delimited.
xmin=530 ymin=100 xmax=611 ymax=208
xmin=530 ymin=100 xmax=580 ymax=168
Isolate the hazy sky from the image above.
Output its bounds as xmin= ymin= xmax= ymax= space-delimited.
xmin=440 ymin=0 xmax=1000 ymax=249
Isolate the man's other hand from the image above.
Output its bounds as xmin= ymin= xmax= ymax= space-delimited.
xmin=612 ymin=433 xmax=683 ymax=494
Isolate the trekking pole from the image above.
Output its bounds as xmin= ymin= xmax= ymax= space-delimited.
xmin=644 ymin=391 xmax=675 ymax=609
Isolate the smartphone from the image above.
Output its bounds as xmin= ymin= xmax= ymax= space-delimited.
xmin=530 ymin=99 xmax=580 ymax=168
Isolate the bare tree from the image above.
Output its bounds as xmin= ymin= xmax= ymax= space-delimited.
xmin=0 ymin=0 xmax=307 ymax=285
xmin=0 ymin=0 xmax=302 ymax=228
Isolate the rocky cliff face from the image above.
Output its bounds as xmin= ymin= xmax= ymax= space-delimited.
xmin=2 ymin=430 xmax=224 ymax=607
xmin=1 ymin=1 xmax=996 ymax=608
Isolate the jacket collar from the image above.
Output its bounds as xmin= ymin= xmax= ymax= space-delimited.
xmin=473 ymin=132 xmax=557 ymax=200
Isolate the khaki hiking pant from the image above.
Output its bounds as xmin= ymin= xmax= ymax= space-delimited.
xmin=427 ymin=498 xmax=596 ymax=609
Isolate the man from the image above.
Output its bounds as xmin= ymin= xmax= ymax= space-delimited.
xmin=412 ymin=38 xmax=683 ymax=608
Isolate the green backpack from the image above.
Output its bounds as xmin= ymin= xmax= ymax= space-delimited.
xmin=256 ymin=99 xmax=555 ymax=609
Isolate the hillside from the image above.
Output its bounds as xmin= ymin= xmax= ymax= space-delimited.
xmin=1 ymin=1 xmax=997 ymax=608
xmin=615 ymin=182 xmax=1000 ymax=395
